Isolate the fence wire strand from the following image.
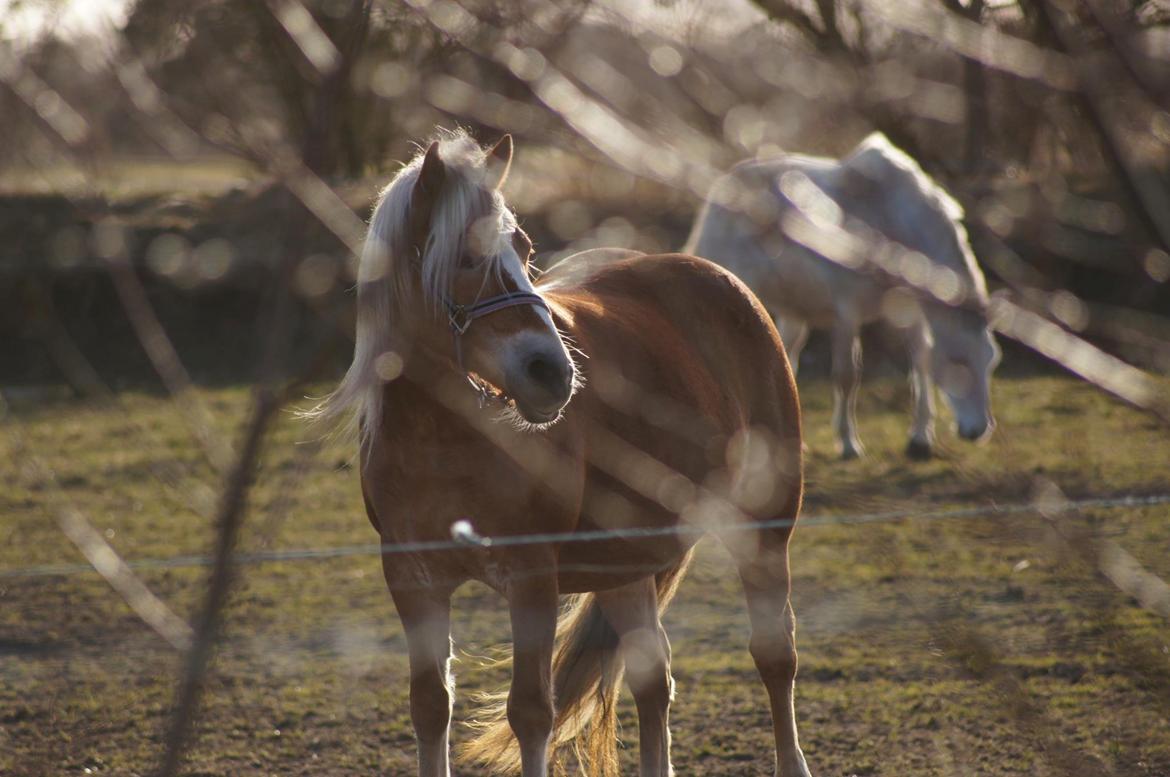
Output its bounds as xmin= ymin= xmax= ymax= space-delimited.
xmin=4 ymin=490 xmax=1169 ymax=584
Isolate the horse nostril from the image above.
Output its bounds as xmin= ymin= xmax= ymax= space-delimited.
xmin=960 ymin=422 xmax=989 ymax=441
xmin=526 ymin=354 xmax=570 ymax=396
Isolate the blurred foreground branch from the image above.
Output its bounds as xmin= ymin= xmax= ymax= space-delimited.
xmin=157 ymin=390 xmax=283 ymax=777
xmin=1031 ymin=0 xmax=1170 ymax=255
xmin=155 ymin=3 xmax=373 ymax=773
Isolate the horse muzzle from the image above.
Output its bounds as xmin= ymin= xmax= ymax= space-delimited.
xmin=958 ymin=417 xmax=995 ymax=442
xmin=507 ymin=348 xmax=574 ymax=423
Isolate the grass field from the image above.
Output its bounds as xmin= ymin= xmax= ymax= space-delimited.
xmin=2 ymin=372 xmax=1169 ymax=776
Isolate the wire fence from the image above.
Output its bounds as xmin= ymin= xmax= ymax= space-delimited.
xmin=3 ymin=1 xmax=1170 ymax=775
xmin=3 ymin=491 xmax=1169 ymax=585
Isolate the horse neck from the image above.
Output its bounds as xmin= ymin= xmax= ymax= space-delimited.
xmin=921 ymin=298 xmax=981 ymax=346
xmin=381 ymin=332 xmax=483 ymax=439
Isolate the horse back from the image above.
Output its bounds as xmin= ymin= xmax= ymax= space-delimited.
xmin=549 ymin=252 xmax=801 ymax=479
xmin=539 ymin=253 xmax=802 ymax=587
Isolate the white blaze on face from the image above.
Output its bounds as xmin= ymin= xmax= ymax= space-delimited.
xmin=498 ymin=242 xmax=565 ymax=372
xmin=471 ymin=208 xmax=553 ymax=333
xmin=497 ymin=235 xmax=557 ymax=335
xmin=491 ymin=233 xmax=575 ymax=414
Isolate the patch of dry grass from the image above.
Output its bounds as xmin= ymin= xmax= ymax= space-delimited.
xmin=2 ymin=374 xmax=1169 ymax=776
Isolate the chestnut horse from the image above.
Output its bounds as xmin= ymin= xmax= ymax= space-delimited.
xmin=308 ymin=130 xmax=810 ymax=777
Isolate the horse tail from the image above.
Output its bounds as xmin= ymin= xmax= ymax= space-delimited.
xmin=459 ymin=548 xmax=695 ymax=776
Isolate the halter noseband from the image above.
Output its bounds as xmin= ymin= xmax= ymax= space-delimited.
xmin=443 ymin=291 xmax=550 ymax=407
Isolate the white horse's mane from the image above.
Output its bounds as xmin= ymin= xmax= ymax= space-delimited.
xmin=685 ymin=133 xmax=989 ymax=311
xmin=842 ymin=132 xmax=989 ymax=304
xmin=303 ymin=128 xmax=518 ymax=458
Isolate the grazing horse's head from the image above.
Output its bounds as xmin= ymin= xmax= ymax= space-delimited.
xmin=348 ymin=130 xmax=575 ymax=438
xmin=929 ymin=306 xmax=1001 ymax=442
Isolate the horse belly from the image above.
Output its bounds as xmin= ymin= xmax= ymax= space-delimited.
xmin=367 ymin=440 xmax=583 ymax=593
xmin=551 ymin=426 xmax=705 ymax=593
xmin=764 ymin=245 xmax=860 ymax=327
xmin=555 ymin=534 xmax=692 ymax=593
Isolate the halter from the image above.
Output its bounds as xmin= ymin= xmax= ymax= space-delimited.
xmin=443 ymin=291 xmax=550 ymax=407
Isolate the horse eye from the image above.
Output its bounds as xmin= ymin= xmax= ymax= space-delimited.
xmin=513 ymin=232 xmax=534 ymax=260
xmin=458 ymin=254 xmax=477 ymax=269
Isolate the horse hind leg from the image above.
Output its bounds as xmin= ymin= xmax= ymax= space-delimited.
xmin=596 ymin=577 xmax=674 ymax=777
xmin=730 ymin=534 xmax=812 ymax=777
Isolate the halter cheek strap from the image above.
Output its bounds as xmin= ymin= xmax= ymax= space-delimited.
xmin=443 ymin=291 xmax=550 ymax=406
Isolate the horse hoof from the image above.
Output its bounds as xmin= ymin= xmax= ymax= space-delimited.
xmin=906 ymin=439 xmax=933 ymax=460
xmin=840 ymin=446 xmax=863 ymax=461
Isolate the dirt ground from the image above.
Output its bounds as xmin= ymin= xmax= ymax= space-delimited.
xmin=2 ymin=373 xmax=1169 ymax=776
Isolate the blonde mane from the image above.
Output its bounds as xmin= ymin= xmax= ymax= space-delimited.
xmin=302 ymin=129 xmax=518 ymax=459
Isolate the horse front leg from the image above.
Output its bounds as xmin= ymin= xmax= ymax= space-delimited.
xmin=905 ymin=320 xmax=936 ymax=459
xmin=389 ymin=585 xmax=455 ymax=777
xmin=507 ymin=574 xmax=559 ymax=777
xmin=773 ymin=314 xmax=809 ymax=378
xmin=597 ymin=577 xmax=674 ymax=777
xmin=830 ymin=319 xmax=864 ymax=459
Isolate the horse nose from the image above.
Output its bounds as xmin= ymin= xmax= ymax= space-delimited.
xmin=525 ymin=352 xmax=573 ymax=400
xmin=959 ymin=417 xmax=994 ymax=441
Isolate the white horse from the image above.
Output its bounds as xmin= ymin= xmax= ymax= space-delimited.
xmin=686 ymin=133 xmax=1000 ymax=459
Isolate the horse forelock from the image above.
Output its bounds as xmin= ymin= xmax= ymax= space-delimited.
xmin=365 ymin=130 xmax=513 ymax=306
xmin=420 ymin=173 xmax=513 ymax=310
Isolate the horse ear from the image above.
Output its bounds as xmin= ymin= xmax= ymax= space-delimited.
xmin=485 ymin=134 xmax=512 ymax=190
xmin=410 ymin=141 xmax=445 ymax=251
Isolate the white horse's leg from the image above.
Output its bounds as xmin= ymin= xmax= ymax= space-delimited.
xmin=508 ymin=577 xmax=559 ymax=777
xmin=905 ymin=321 xmax=936 ymax=459
xmin=774 ymin=315 xmax=809 ymax=378
xmin=390 ymin=586 xmax=455 ymax=777
xmin=596 ymin=578 xmax=674 ymax=777
xmin=830 ymin=320 xmax=864 ymax=459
